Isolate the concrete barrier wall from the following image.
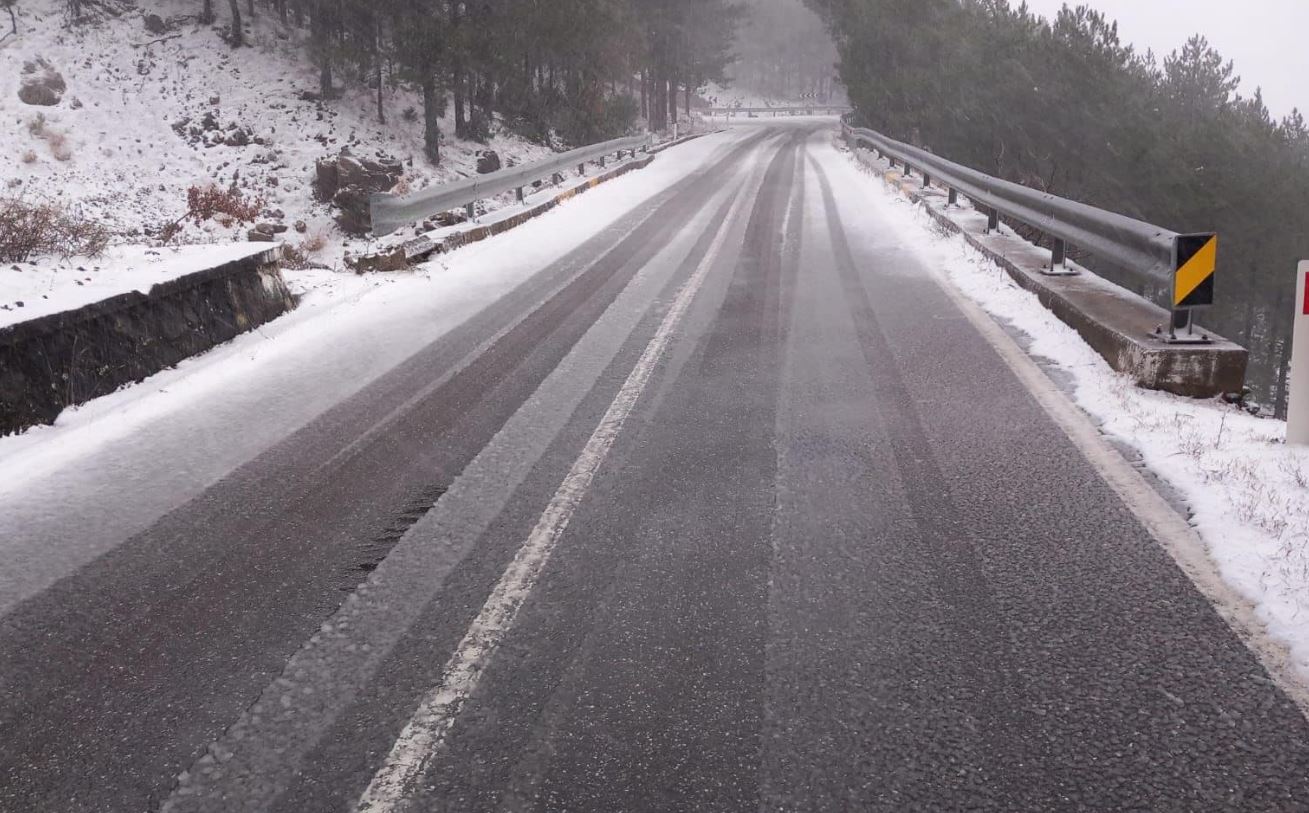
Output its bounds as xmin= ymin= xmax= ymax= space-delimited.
xmin=0 ymin=246 xmax=294 ymax=436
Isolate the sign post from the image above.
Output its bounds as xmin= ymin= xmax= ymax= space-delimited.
xmin=1288 ymin=261 xmax=1309 ymax=445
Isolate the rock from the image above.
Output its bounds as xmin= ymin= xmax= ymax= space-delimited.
xmin=314 ymin=159 xmax=339 ymax=202
xmin=293 ymin=220 xmax=307 ymax=233
xmin=209 ymin=95 xmax=221 ymax=105
xmin=247 ymin=230 xmax=277 ymax=243
xmin=336 ymin=155 xmax=368 ymax=189
xmin=432 ymin=210 xmax=466 ymax=227
xmin=346 ymin=247 xmax=409 ymax=274
xmin=257 ymin=222 xmax=288 ymax=234
xmin=475 ymin=149 xmax=501 ymax=174
xmin=200 ymin=111 xmax=220 ymax=131
xmin=143 ymin=13 xmax=167 ymax=34
xmin=224 ymin=128 xmax=250 ymax=147
xmin=332 ymin=187 xmax=372 ymax=236
xmin=18 ymin=59 xmax=66 ymax=107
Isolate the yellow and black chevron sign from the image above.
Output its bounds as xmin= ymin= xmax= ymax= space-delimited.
xmin=1174 ymin=233 xmax=1218 ymax=309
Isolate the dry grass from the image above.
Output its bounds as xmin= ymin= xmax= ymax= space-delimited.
xmin=46 ymin=131 xmax=73 ymax=162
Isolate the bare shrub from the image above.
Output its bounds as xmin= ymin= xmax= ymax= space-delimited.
xmin=21 ymin=150 xmax=38 ymax=164
xmin=47 ymin=132 xmax=73 ymax=161
xmin=26 ymin=114 xmax=46 ymax=136
xmin=299 ymin=231 xmax=327 ymax=253
xmin=0 ymin=196 xmax=111 ymax=262
xmin=158 ymin=183 xmax=264 ymax=243
xmin=280 ymin=245 xmax=314 ymax=270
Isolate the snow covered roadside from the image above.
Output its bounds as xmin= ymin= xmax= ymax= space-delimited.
xmin=831 ymin=140 xmax=1309 ymax=681
xmin=0 ymin=242 xmax=277 ymax=326
xmin=0 ymin=128 xmax=743 ymax=614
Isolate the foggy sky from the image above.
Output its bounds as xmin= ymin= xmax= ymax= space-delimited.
xmin=1020 ymin=0 xmax=1308 ymax=120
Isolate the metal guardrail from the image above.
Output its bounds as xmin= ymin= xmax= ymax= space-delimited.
xmin=710 ymin=106 xmax=851 ymax=117
xmin=371 ymin=134 xmax=652 ymax=236
xmin=842 ymin=123 xmax=1218 ymax=339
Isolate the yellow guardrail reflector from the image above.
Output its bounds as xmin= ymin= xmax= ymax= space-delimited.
xmin=1175 ymin=233 xmax=1218 ymax=308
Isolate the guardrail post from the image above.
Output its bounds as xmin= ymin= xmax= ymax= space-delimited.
xmin=947 ymin=188 xmax=958 ymax=207
xmin=1052 ymin=238 xmax=1066 ymax=269
xmin=1290 ymin=261 xmax=1309 ymax=444
xmin=922 ymin=171 xmax=932 ymax=188
xmin=578 ymin=162 xmax=586 ymax=176
xmin=986 ymin=207 xmax=999 ymax=233
xmin=515 ymin=187 xmax=524 ymax=203
xmin=465 ymin=202 xmax=475 ymax=221
xmin=599 ymin=155 xmax=606 ymax=168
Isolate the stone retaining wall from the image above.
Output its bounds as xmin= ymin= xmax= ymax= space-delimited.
xmin=0 ymin=247 xmax=294 ymax=436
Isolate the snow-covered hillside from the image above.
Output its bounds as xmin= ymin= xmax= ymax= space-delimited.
xmin=0 ymin=0 xmax=553 ymax=261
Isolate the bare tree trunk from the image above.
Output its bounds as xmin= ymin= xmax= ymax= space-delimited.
xmin=640 ymin=70 xmax=648 ymax=121
xmin=227 ymin=0 xmax=243 ymax=46
xmin=246 ymin=0 xmax=253 ymax=19
xmin=422 ymin=76 xmax=441 ymax=165
xmin=453 ymin=68 xmax=467 ymax=139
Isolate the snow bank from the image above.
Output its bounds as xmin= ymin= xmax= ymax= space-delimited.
xmin=0 ymin=242 xmax=273 ymax=327
xmin=833 ymin=139 xmax=1309 ymax=680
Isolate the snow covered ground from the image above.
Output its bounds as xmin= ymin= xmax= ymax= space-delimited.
xmin=0 ymin=0 xmax=554 ymax=262
xmin=834 ymin=140 xmax=1309 ymax=681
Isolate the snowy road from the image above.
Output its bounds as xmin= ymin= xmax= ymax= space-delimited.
xmin=4 ymin=124 xmax=1309 ymax=811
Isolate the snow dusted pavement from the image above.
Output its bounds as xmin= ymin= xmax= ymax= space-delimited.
xmin=4 ymin=124 xmax=1309 ymax=812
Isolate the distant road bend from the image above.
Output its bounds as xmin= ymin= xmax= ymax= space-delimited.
xmin=4 ymin=123 xmax=1309 ymax=812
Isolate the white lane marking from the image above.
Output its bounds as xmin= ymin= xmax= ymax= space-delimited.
xmin=355 ymin=172 xmax=756 ymax=813
xmin=923 ymin=236 xmax=1309 ymax=719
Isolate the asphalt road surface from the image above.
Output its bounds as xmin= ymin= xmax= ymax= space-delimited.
xmin=4 ymin=124 xmax=1309 ymax=812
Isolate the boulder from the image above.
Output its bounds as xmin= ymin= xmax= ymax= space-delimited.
xmin=256 ymin=222 xmax=288 ymax=234
xmin=314 ymin=157 xmax=339 ymax=201
xmin=314 ymin=150 xmax=405 ymax=234
xmin=247 ymin=230 xmax=277 ymax=243
xmin=475 ymin=149 xmax=501 ymax=174
xmin=18 ymin=59 xmax=66 ymax=107
xmin=346 ymin=247 xmax=409 ymax=274
xmin=143 ymin=13 xmax=167 ymax=34
xmin=332 ymin=187 xmax=372 ymax=236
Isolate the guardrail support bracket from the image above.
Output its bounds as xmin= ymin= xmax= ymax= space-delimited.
xmin=1041 ymin=238 xmax=1079 ymax=276
xmin=1155 ymin=309 xmax=1213 ymax=344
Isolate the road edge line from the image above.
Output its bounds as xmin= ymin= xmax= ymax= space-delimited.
xmin=926 ymin=250 xmax=1309 ymax=719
